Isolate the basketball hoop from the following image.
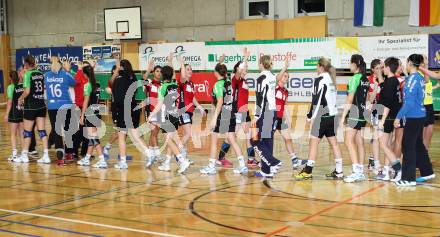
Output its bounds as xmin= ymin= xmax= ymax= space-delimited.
xmin=110 ymin=32 xmax=125 ymax=44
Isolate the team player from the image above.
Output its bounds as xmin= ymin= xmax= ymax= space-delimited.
xmin=217 ymin=48 xmax=257 ymax=167
xmin=200 ymin=62 xmax=247 ymax=175
xmin=421 ymin=56 xmax=439 ymax=150
xmin=15 ymin=55 xmax=50 ymax=164
xmin=148 ymin=64 xmax=191 ymax=173
xmin=394 ymin=54 xmax=434 ymax=186
xmin=340 ymin=54 xmax=369 ymax=183
xmin=5 ymin=71 xmax=24 ymax=161
xmin=77 ymin=65 xmax=107 ymax=168
xmin=177 ymin=57 xmax=206 ymax=162
xmin=102 ymin=65 xmax=121 ymax=158
xmin=252 ymin=55 xmax=280 ymax=178
xmin=45 ymin=57 xmax=77 ymax=166
xmin=274 ymin=58 xmax=300 ymax=169
xmin=295 ymin=57 xmax=343 ymax=180
xmin=375 ymin=57 xmax=403 ymax=181
xmin=366 ymin=59 xmax=383 ymax=174
xmin=144 ymin=61 xmax=162 ymax=167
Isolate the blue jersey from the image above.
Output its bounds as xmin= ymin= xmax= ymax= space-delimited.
xmin=44 ymin=69 xmax=76 ymax=110
xmin=396 ymin=72 xmax=426 ymax=120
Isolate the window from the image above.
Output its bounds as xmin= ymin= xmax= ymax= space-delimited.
xmin=243 ymin=0 xmax=274 ymax=19
xmin=296 ymin=0 xmax=325 ymax=15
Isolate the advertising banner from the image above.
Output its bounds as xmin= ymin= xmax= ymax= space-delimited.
xmin=335 ymin=35 xmax=429 ymax=68
xmin=205 ymin=38 xmax=335 ymax=71
xmin=83 ymin=45 xmax=121 ymax=72
xmin=139 ymin=42 xmax=206 ymax=71
xmin=15 ymin=47 xmax=83 ymax=72
xmin=429 ymin=34 xmax=440 ymax=69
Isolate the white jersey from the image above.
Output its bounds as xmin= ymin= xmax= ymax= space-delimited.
xmin=307 ymin=72 xmax=338 ymax=120
xmin=254 ymin=70 xmax=277 ymax=119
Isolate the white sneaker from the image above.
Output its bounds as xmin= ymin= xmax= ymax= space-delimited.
xmin=158 ymin=160 xmax=171 ymax=172
xmin=200 ymin=166 xmax=216 ymax=175
xmin=37 ymin=155 xmax=50 ymax=164
xmin=416 ymin=174 xmax=436 ymax=182
xmin=270 ymin=162 xmax=283 ymax=174
xmin=8 ymin=155 xmax=17 ymax=162
xmin=12 ymin=155 xmax=23 ymax=163
xmin=376 ymin=171 xmax=390 ymax=181
xmin=391 ymin=170 xmax=402 ymax=182
xmin=344 ymin=173 xmax=365 ymax=183
xmin=92 ymin=160 xmax=108 ymax=169
xmin=178 ymin=159 xmax=190 ymax=174
xmin=77 ymin=158 xmax=90 ymax=166
xmin=114 ymin=161 xmax=128 ymax=169
xmin=145 ymin=155 xmax=156 ymax=168
xmin=233 ymin=165 xmax=249 ymax=174
xmin=395 ymin=180 xmax=416 ymax=187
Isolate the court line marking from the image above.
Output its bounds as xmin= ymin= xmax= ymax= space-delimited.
xmin=0 ymin=228 xmax=41 ymax=237
xmin=0 ymin=208 xmax=183 ymax=237
xmin=0 ymin=218 xmax=102 ymax=237
xmin=264 ymin=183 xmax=386 ymax=237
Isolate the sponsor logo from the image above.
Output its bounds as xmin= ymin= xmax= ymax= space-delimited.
xmin=208 ymin=54 xmax=257 ymax=63
xmin=174 ymin=45 xmax=202 ymax=67
xmin=434 ymin=49 xmax=440 ymax=65
xmin=193 ymin=80 xmax=210 ymax=98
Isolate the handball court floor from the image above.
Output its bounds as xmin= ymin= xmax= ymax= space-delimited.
xmin=0 ymin=112 xmax=439 ymax=237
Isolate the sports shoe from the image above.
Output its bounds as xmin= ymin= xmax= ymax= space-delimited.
xmin=416 ymin=174 xmax=436 ymax=182
xmin=254 ymin=170 xmax=273 ymax=178
xmin=8 ymin=155 xmax=17 ymax=162
xmin=65 ymin=153 xmax=74 ymax=162
xmin=178 ymin=159 xmax=190 ymax=174
xmin=343 ymin=173 xmax=366 ymax=183
xmin=92 ymin=160 xmax=108 ymax=169
xmin=103 ymin=145 xmax=111 ymax=157
xmin=375 ymin=170 xmax=390 ymax=181
xmin=158 ymin=160 xmax=171 ymax=172
xmin=295 ymin=169 xmax=312 ymax=180
xmin=391 ymin=170 xmax=402 ymax=182
xmin=247 ymin=159 xmax=260 ymax=168
xmin=77 ymin=158 xmax=90 ymax=166
xmin=395 ymin=180 xmax=416 ymax=187
xmin=37 ymin=155 xmax=50 ymax=164
xmin=56 ymin=150 xmax=64 ymax=161
xmin=200 ymin=166 xmax=216 ymax=175
xmin=270 ymin=162 xmax=283 ymax=174
xmin=233 ymin=165 xmax=249 ymax=174
xmin=114 ymin=161 xmax=128 ymax=169
xmin=57 ymin=159 xmax=66 ymax=166
xmin=325 ymin=169 xmax=344 ymax=179
xmin=28 ymin=150 xmax=38 ymax=157
xmin=292 ymin=158 xmax=307 ymax=170
xmin=145 ymin=155 xmax=156 ymax=168
xmin=216 ymin=159 xmax=233 ymax=167
xmin=188 ymin=159 xmax=194 ymax=165
xmin=12 ymin=155 xmax=24 ymax=163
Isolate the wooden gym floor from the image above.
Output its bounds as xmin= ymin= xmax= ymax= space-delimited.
xmin=0 ymin=112 xmax=438 ymax=237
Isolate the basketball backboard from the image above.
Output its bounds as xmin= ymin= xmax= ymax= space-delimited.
xmin=104 ymin=6 xmax=142 ymax=41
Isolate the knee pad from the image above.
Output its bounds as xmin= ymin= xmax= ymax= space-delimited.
xmin=23 ymin=130 xmax=33 ymax=138
xmin=220 ymin=142 xmax=230 ymax=152
xmin=38 ymin=130 xmax=47 ymax=139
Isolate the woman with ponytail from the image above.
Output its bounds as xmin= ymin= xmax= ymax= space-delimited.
xmin=394 ymin=54 xmax=434 ymax=186
xmin=340 ymin=54 xmax=370 ymax=183
xmin=295 ymin=57 xmax=343 ymax=180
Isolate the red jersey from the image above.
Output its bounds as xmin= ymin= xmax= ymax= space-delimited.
xmin=232 ymin=75 xmax=249 ymax=112
xmin=178 ymin=80 xmax=195 ymax=113
xmin=275 ymin=85 xmax=288 ymax=118
xmin=146 ymin=79 xmax=161 ymax=112
xmin=368 ymin=75 xmax=380 ymax=102
xmin=74 ymin=69 xmax=88 ymax=108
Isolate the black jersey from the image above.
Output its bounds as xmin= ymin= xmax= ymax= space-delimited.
xmin=7 ymin=83 xmax=24 ymax=121
xmin=23 ymin=69 xmax=46 ymax=110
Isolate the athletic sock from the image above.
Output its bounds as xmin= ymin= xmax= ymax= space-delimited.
xmin=43 ymin=149 xmax=49 ymax=156
xmin=290 ymin=153 xmax=298 ymax=160
xmin=374 ymin=159 xmax=381 ymax=169
xmin=358 ymin=164 xmax=364 ymax=174
xmin=176 ymin=154 xmax=185 ymax=162
xmin=383 ymin=165 xmax=390 ymax=175
xmin=12 ymin=149 xmax=17 ymax=157
xmin=84 ymin=154 xmax=91 ymax=160
xmin=154 ymin=147 xmax=160 ymax=156
xmin=98 ymin=155 xmax=105 ymax=162
xmin=352 ymin=164 xmax=358 ymax=173
xmin=208 ymin=158 xmax=216 ymax=168
xmin=105 ymin=143 xmax=112 ymax=149
xmin=237 ymin=156 xmax=245 ymax=167
xmin=335 ymin=158 xmax=343 ymax=173
xmin=120 ymin=156 xmax=127 ymax=163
